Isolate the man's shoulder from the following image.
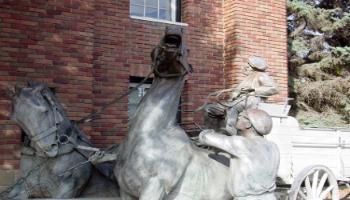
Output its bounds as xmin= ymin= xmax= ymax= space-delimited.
xmin=255 ymin=71 xmax=271 ymax=79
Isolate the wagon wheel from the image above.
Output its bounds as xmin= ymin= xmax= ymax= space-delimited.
xmin=289 ymin=165 xmax=339 ymax=200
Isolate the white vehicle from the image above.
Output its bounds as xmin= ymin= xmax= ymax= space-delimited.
xmin=260 ymin=103 xmax=350 ymax=200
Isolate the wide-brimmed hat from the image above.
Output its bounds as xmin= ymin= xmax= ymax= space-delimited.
xmin=246 ymin=108 xmax=273 ymax=135
xmin=248 ymin=56 xmax=268 ymax=71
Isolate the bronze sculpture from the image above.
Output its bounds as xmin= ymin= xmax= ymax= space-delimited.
xmin=110 ymin=26 xmax=232 ymax=200
xmin=205 ymin=56 xmax=278 ymax=135
xmin=199 ymin=109 xmax=280 ymax=200
xmin=1 ymin=27 xmax=282 ymax=200
xmin=2 ymin=82 xmax=118 ymax=199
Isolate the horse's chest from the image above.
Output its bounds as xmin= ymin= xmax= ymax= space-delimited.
xmin=116 ymin=137 xmax=192 ymax=195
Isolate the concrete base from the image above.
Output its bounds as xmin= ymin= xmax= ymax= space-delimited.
xmin=275 ymin=187 xmax=289 ymax=200
xmin=30 ymin=199 xmax=120 ymax=200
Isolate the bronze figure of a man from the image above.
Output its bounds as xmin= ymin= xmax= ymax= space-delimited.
xmin=205 ymin=56 xmax=278 ymax=135
xmin=199 ymin=109 xmax=280 ymax=200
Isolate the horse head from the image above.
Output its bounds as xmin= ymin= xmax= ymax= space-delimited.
xmin=7 ymin=81 xmax=69 ymax=157
xmin=151 ymin=26 xmax=192 ymax=78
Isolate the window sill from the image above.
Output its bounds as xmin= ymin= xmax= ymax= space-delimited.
xmin=130 ymin=16 xmax=188 ymax=26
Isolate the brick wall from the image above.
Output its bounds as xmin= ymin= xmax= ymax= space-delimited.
xmin=224 ymin=0 xmax=288 ymax=103
xmin=0 ymin=0 xmax=287 ymax=188
xmin=181 ymin=0 xmax=225 ymax=126
xmin=0 ymin=0 xmax=97 ymax=189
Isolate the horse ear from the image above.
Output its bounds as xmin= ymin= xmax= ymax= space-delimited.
xmin=27 ymin=80 xmax=45 ymax=94
xmin=31 ymin=83 xmax=45 ymax=94
xmin=14 ymin=85 xmax=21 ymax=96
xmin=27 ymin=80 xmax=40 ymax=87
xmin=5 ymin=87 xmax=16 ymax=100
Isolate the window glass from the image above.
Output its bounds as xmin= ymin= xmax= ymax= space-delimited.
xmin=130 ymin=0 xmax=180 ymax=22
xmin=145 ymin=7 xmax=158 ymax=18
xmin=160 ymin=0 xmax=170 ymax=9
xmin=159 ymin=9 xmax=171 ymax=21
xmin=145 ymin=0 xmax=157 ymax=7
xmin=130 ymin=5 xmax=144 ymax=17
xmin=132 ymin=0 xmax=144 ymax=5
xmin=128 ymin=84 xmax=150 ymax=120
xmin=128 ymin=76 xmax=182 ymax=124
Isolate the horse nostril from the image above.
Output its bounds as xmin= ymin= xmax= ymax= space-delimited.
xmin=44 ymin=144 xmax=57 ymax=152
xmin=58 ymin=135 xmax=69 ymax=144
xmin=43 ymin=143 xmax=58 ymax=157
xmin=51 ymin=144 xmax=58 ymax=149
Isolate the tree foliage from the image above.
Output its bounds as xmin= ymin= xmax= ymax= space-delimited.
xmin=287 ymin=0 xmax=350 ymax=127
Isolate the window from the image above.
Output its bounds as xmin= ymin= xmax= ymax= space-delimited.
xmin=128 ymin=76 xmax=181 ymax=123
xmin=128 ymin=77 xmax=153 ymax=120
xmin=130 ymin=0 xmax=181 ymax=22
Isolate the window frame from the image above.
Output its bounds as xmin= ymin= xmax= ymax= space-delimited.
xmin=130 ymin=0 xmax=187 ymax=26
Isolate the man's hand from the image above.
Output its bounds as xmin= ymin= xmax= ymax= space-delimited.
xmin=89 ymin=151 xmax=106 ymax=165
xmin=198 ymin=129 xmax=214 ymax=144
xmin=89 ymin=151 xmax=117 ymax=165
xmin=230 ymin=91 xmax=240 ymax=100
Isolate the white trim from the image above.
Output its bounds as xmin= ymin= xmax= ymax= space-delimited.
xmin=143 ymin=0 xmax=146 ymax=18
xmin=171 ymin=0 xmax=176 ymax=22
xmin=157 ymin=0 xmax=160 ymax=19
xmin=130 ymin=15 xmax=188 ymax=26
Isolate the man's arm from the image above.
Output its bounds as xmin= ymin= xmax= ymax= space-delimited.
xmin=198 ymin=130 xmax=243 ymax=156
xmin=255 ymin=73 xmax=278 ymax=96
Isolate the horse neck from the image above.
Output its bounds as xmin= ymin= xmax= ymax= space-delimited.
xmin=129 ymin=76 xmax=185 ymax=134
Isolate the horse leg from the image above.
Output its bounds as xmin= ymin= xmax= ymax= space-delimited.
xmin=224 ymin=107 xmax=238 ymax=135
xmin=0 ymin=182 xmax=28 ymax=200
xmin=140 ymin=177 xmax=166 ymax=200
xmin=120 ymin=190 xmax=137 ymax=200
xmin=53 ymin=174 xmax=80 ymax=198
xmin=55 ymin=183 xmax=77 ymax=198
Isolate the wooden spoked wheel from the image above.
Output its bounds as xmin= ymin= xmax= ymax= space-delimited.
xmin=289 ymin=165 xmax=339 ymax=200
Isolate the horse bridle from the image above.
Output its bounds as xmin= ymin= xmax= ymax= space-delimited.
xmin=152 ymin=43 xmax=192 ymax=78
xmin=30 ymin=89 xmax=75 ymax=155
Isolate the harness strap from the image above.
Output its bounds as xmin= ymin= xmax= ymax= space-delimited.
xmin=31 ymin=126 xmax=57 ymax=142
xmin=56 ymin=143 xmax=75 ymax=155
xmin=76 ymin=70 xmax=154 ymax=124
xmin=75 ymin=145 xmax=100 ymax=152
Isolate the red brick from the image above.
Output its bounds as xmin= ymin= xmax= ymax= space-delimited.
xmin=0 ymin=0 xmax=287 ymax=171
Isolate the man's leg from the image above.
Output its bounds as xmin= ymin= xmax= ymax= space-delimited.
xmin=224 ymin=107 xmax=238 ymax=135
xmin=204 ymin=103 xmax=225 ymax=131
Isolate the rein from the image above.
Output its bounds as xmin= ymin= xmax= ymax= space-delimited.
xmin=27 ymin=42 xmax=191 ymax=173
xmin=56 ymin=44 xmax=192 ymax=174
xmin=76 ymin=43 xmax=191 ymax=125
xmin=27 ymin=90 xmax=78 ymax=157
xmin=0 ymin=158 xmax=49 ymax=198
xmin=76 ymin=70 xmax=155 ymax=124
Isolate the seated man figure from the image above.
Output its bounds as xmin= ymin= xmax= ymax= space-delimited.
xmin=199 ymin=109 xmax=280 ymax=200
xmin=205 ymin=56 xmax=278 ymax=135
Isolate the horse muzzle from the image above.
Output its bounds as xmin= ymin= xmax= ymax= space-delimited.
xmin=42 ymin=143 xmax=58 ymax=157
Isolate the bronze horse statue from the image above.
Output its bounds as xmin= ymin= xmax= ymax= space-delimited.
xmin=2 ymin=26 xmax=233 ymax=200
xmin=112 ymin=27 xmax=232 ymax=200
xmin=2 ymin=82 xmax=118 ymax=199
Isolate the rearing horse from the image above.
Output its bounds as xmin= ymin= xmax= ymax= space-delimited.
xmin=3 ymin=82 xmax=118 ymax=199
xmin=114 ymin=27 xmax=232 ymax=200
